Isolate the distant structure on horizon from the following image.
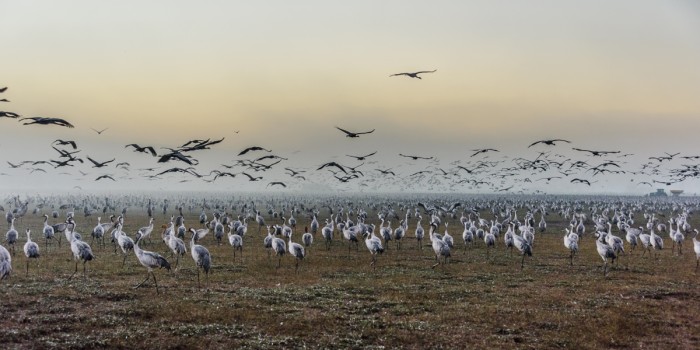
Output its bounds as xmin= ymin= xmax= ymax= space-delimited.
xmin=670 ymin=190 xmax=684 ymax=197
xmin=649 ymin=189 xmax=667 ymax=197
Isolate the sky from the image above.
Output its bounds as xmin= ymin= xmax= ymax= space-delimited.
xmin=1 ymin=1 xmax=699 ymax=194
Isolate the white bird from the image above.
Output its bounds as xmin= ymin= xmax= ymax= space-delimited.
xmin=669 ymin=220 xmax=684 ymax=256
xmin=429 ymin=224 xmax=450 ymax=268
xmin=68 ymin=221 xmax=94 ymax=280
xmin=563 ymin=228 xmax=578 ymax=266
xmin=227 ymin=227 xmax=243 ymax=262
xmin=91 ymin=216 xmax=106 ymax=249
xmin=380 ymin=219 xmax=392 ymax=250
xmin=364 ymin=225 xmax=384 ymax=269
xmin=287 ymin=232 xmax=305 ymax=273
xmin=393 ymin=220 xmax=405 ymax=250
xmin=512 ymin=231 xmax=533 ymax=269
xmin=595 ymin=232 xmax=616 ymax=276
xmin=321 ymin=219 xmax=333 ymax=250
xmin=114 ymin=223 xmax=135 ymax=268
xmin=189 ymin=228 xmax=211 ymax=289
xmin=5 ymin=217 xmax=18 ymax=256
xmin=165 ymin=222 xmax=187 ymax=269
xmin=0 ymin=243 xmax=12 ymax=281
xmin=462 ymin=221 xmax=474 ymax=253
xmin=271 ymin=229 xmax=286 ymax=268
xmin=42 ymin=214 xmax=55 ymax=251
xmin=484 ymin=227 xmax=496 ymax=259
xmin=133 ymin=232 xmax=171 ymax=294
xmin=650 ymin=228 xmax=664 ymax=259
xmin=263 ymin=225 xmax=274 ymax=259
xmin=23 ymin=229 xmax=40 ymax=276
xmin=137 ymin=217 xmax=155 ymax=245
xmin=442 ymin=222 xmax=454 ymax=249
xmin=415 ymin=216 xmax=425 ymax=250
xmin=302 ymin=226 xmax=313 ymax=250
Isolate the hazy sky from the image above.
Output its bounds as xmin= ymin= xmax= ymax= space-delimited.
xmin=1 ymin=1 xmax=699 ymax=194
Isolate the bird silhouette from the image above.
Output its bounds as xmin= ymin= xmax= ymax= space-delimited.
xmin=346 ymin=151 xmax=377 ymax=161
xmin=572 ymin=148 xmax=620 ymax=156
xmin=20 ymin=117 xmax=74 ymax=128
xmin=390 ymin=69 xmax=437 ymax=79
xmin=87 ymin=157 xmax=115 ymax=168
xmin=91 ymin=127 xmax=109 ymax=135
xmin=399 ymin=154 xmax=433 ymax=160
xmin=126 ymin=144 xmax=157 ymax=156
xmin=0 ymin=111 xmax=20 ymax=118
xmin=528 ymin=139 xmax=571 ymax=148
xmin=335 ymin=126 xmax=375 ymax=138
xmin=238 ymin=146 xmax=272 ymax=156
xmin=470 ymin=149 xmax=499 ymax=157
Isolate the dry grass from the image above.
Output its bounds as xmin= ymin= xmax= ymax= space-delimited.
xmin=1 ymin=207 xmax=700 ymax=349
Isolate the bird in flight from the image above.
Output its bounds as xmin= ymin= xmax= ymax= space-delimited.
xmin=572 ymin=148 xmax=620 ymax=156
xmin=91 ymin=127 xmax=109 ymax=135
xmin=0 ymin=111 xmax=20 ymax=118
xmin=335 ymin=126 xmax=375 ymax=138
xmin=238 ymin=146 xmax=272 ymax=156
xmin=318 ymin=161 xmax=347 ymax=174
xmin=267 ymin=181 xmax=287 ymax=188
xmin=399 ymin=154 xmax=434 ymax=160
xmin=241 ymin=172 xmax=263 ymax=181
xmin=126 ymin=144 xmax=157 ymax=157
xmin=528 ymin=139 xmax=571 ymax=148
xmin=470 ymin=149 xmax=499 ymax=157
xmin=346 ymin=151 xmax=377 ymax=161
xmin=570 ymin=178 xmax=592 ymax=186
xmin=87 ymin=157 xmax=115 ymax=168
xmin=95 ymin=175 xmax=116 ymax=181
xmin=20 ymin=117 xmax=74 ymax=128
xmin=390 ymin=69 xmax=437 ymax=79
xmin=0 ymin=87 xmax=7 ymax=93
xmin=53 ymin=139 xmax=78 ymax=149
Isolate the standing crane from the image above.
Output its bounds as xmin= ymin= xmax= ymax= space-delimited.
xmin=5 ymin=218 xmax=18 ymax=256
xmin=23 ymin=229 xmax=40 ymax=276
xmin=189 ymin=228 xmax=211 ymax=289
xmin=67 ymin=221 xmax=94 ymax=280
xmin=429 ymin=224 xmax=450 ymax=268
xmin=271 ymin=227 xmax=287 ymax=268
xmin=42 ymin=214 xmax=55 ymax=251
xmin=134 ymin=232 xmax=171 ymax=294
xmin=364 ymin=225 xmax=384 ymax=269
xmin=287 ymin=232 xmax=306 ymax=273
xmin=595 ymin=231 xmax=616 ymax=276
xmin=227 ymin=227 xmax=243 ymax=263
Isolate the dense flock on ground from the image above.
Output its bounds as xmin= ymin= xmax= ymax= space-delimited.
xmin=2 ymin=193 xmax=699 ymax=289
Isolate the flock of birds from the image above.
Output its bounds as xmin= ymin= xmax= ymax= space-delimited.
xmin=1 ymin=194 xmax=700 ymax=294
xmin=2 ymin=84 xmax=699 ymax=193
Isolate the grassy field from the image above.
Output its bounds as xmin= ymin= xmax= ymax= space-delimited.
xmin=1 ymin=208 xmax=699 ymax=349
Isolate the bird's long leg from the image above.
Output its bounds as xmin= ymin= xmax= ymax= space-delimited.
xmin=603 ymin=260 xmax=608 ymax=276
xmin=83 ymin=261 xmax=87 ymax=278
xmin=521 ymin=254 xmax=525 ymax=269
xmin=26 ymin=260 xmax=29 ymax=277
xmin=135 ymin=273 xmax=150 ymax=288
xmin=69 ymin=261 xmax=78 ymax=280
xmin=569 ymin=251 xmax=573 ymax=266
xmin=197 ymin=268 xmax=201 ymax=289
xmin=122 ymin=254 xmax=128 ymax=268
xmin=678 ymin=242 xmax=682 ymax=255
xmin=295 ymin=259 xmax=299 ymax=274
xmin=152 ymin=272 xmax=159 ymax=294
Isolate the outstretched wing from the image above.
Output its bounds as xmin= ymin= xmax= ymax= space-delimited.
xmin=335 ymin=126 xmax=353 ymax=135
